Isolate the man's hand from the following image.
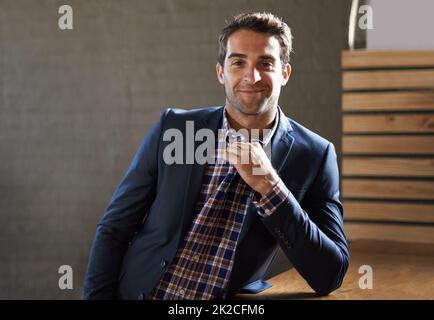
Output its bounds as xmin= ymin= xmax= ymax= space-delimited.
xmin=225 ymin=141 xmax=280 ymax=195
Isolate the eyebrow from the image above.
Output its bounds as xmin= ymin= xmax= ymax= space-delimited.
xmin=227 ymin=53 xmax=276 ymax=61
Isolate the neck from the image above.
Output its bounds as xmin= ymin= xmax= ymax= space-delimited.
xmin=225 ymin=104 xmax=277 ymax=132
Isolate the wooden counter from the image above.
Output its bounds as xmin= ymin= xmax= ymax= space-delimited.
xmin=235 ymin=240 xmax=434 ymax=300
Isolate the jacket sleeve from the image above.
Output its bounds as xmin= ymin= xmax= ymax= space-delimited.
xmin=83 ymin=109 xmax=168 ymax=299
xmin=259 ymin=142 xmax=350 ymax=295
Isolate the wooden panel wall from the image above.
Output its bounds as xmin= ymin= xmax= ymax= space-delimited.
xmin=341 ymin=50 xmax=434 ymax=244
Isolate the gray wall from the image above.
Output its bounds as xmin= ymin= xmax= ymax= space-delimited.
xmin=0 ymin=0 xmax=350 ymax=299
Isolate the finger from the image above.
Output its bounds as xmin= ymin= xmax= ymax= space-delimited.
xmin=226 ymin=148 xmax=240 ymax=164
xmin=227 ymin=147 xmax=250 ymax=165
xmin=252 ymin=141 xmax=263 ymax=149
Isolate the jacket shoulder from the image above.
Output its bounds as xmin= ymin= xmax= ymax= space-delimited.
xmin=287 ymin=118 xmax=332 ymax=155
xmin=165 ymin=106 xmax=222 ymax=120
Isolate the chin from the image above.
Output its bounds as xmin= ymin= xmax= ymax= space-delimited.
xmin=240 ymin=103 xmax=269 ymax=116
xmin=236 ymin=106 xmax=259 ymax=115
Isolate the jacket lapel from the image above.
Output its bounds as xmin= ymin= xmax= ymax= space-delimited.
xmin=271 ymin=107 xmax=295 ymax=174
xmin=179 ymin=107 xmax=225 ymax=240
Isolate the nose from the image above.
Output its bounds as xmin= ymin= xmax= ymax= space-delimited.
xmin=243 ymin=67 xmax=261 ymax=84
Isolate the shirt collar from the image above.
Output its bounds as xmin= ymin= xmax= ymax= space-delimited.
xmin=222 ymin=106 xmax=279 ymax=147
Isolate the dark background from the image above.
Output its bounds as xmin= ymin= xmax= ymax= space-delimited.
xmin=0 ymin=0 xmax=351 ymax=299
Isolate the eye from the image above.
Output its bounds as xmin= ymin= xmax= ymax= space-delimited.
xmin=232 ymin=60 xmax=244 ymax=66
xmin=261 ymin=62 xmax=274 ymax=68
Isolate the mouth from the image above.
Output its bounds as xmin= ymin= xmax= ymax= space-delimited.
xmin=238 ymin=90 xmax=264 ymax=94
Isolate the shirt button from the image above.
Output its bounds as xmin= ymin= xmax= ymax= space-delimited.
xmin=178 ymin=289 xmax=185 ymax=297
xmin=192 ymin=254 xmax=200 ymax=262
xmin=137 ymin=293 xmax=144 ymax=300
xmin=160 ymin=259 xmax=167 ymax=268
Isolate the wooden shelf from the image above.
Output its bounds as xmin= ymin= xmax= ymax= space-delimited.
xmin=341 ymin=50 xmax=434 ymax=245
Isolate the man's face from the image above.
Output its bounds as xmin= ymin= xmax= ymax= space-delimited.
xmin=216 ymin=29 xmax=291 ymax=116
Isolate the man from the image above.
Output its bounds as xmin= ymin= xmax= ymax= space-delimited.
xmin=83 ymin=12 xmax=349 ymax=300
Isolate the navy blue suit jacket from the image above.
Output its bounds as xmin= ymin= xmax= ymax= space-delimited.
xmin=83 ymin=106 xmax=349 ymax=299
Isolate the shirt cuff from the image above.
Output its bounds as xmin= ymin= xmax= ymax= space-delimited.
xmin=252 ymin=178 xmax=290 ymax=217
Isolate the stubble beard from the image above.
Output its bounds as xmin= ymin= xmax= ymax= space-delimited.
xmin=224 ymin=86 xmax=274 ymax=116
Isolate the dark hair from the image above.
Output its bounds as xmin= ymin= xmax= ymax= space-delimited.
xmin=217 ymin=12 xmax=293 ymax=67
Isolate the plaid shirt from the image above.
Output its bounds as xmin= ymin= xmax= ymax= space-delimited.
xmin=148 ymin=108 xmax=289 ymax=300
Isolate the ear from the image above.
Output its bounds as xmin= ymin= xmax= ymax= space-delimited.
xmin=216 ymin=63 xmax=224 ymax=85
xmin=281 ymin=63 xmax=292 ymax=86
